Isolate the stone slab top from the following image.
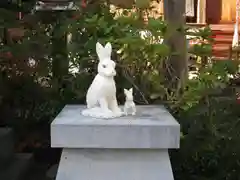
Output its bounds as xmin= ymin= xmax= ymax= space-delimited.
xmin=52 ymin=105 xmax=179 ymax=126
xmin=51 ymin=105 xmax=180 ymax=149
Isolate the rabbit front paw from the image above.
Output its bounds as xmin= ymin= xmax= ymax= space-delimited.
xmin=104 ymin=109 xmax=113 ymax=114
xmin=113 ymin=107 xmax=122 ymax=114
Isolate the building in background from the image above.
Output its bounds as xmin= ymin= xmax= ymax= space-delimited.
xmin=189 ymin=0 xmax=236 ymax=24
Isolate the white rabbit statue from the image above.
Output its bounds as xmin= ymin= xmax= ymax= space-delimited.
xmin=123 ymin=88 xmax=136 ymax=116
xmin=81 ymin=42 xmax=122 ymax=118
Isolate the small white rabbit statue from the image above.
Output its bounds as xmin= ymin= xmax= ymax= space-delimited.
xmin=82 ymin=42 xmax=122 ymax=118
xmin=123 ymin=88 xmax=136 ymax=115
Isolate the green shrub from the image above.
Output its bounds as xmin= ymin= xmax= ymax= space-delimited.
xmin=171 ymin=91 xmax=240 ymax=180
xmin=170 ymin=61 xmax=240 ymax=180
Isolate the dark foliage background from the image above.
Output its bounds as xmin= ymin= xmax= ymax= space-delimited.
xmin=0 ymin=1 xmax=240 ymax=179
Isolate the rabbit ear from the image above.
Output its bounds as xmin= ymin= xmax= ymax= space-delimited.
xmin=96 ymin=42 xmax=104 ymax=61
xmin=104 ymin=42 xmax=112 ymax=58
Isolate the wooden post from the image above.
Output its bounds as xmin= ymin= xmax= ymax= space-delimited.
xmin=197 ymin=0 xmax=206 ymax=24
xmin=52 ymin=28 xmax=68 ymax=79
xmin=163 ymin=0 xmax=187 ymax=88
xmin=51 ymin=12 xmax=69 ymax=89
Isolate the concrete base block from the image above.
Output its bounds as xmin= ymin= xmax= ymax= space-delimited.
xmin=56 ymin=149 xmax=174 ymax=180
xmin=0 ymin=153 xmax=33 ymax=180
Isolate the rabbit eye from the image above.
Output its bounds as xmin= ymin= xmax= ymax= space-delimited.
xmin=102 ymin=65 xmax=106 ymax=68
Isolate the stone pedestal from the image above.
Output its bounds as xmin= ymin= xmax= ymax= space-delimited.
xmin=0 ymin=128 xmax=14 ymax=168
xmin=51 ymin=105 xmax=180 ymax=180
xmin=0 ymin=128 xmax=33 ymax=180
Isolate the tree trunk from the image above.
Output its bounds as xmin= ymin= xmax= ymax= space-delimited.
xmin=163 ymin=0 xmax=188 ymax=89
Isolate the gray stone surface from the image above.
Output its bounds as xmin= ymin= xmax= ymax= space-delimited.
xmin=51 ymin=105 xmax=180 ymax=149
xmin=0 ymin=153 xmax=33 ymax=180
xmin=56 ymin=148 xmax=174 ymax=180
xmin=0 ymin=128 xmax=14 ymax=167
xmin=46 ymin=164 xmax=58 ymax=179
